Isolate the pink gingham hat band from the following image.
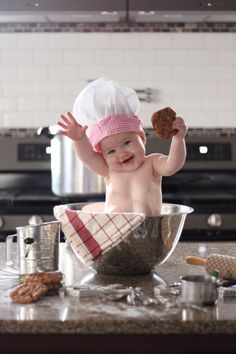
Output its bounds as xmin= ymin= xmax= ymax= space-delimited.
xmin=87 ymin=114 xmax=146 ymax=152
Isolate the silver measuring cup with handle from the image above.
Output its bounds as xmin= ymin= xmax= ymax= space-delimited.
xmin=6 ymin=221 xmax=60 ymax=275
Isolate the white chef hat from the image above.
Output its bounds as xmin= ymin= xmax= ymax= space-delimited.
xmin=72 ymin=78 xmax=145 ymax=152
xmin=72 ymin=77 xmax=141 ymax=126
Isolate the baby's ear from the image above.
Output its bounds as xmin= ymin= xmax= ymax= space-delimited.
xmin=142 ymin=135 xmax=147 ymax=145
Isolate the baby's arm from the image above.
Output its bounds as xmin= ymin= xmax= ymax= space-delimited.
xmin=57 ymin=112 xmax=108 ymax=177
xmin=153 ymin=117 xmax=187 ymax=176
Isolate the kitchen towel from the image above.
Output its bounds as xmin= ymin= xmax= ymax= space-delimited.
xmin=54 ymin=205 xmax=145 ymax=266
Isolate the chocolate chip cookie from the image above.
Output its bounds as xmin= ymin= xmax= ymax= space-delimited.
xmin=24 ymin=271 xmax=63 ymax=285
xmin=10 ymin=282 xmax=48 ymax=304
xmin=151 ymin=107 xmax=177 ymax=139
xmin=10 ymin=271 xmax=63 ymax=304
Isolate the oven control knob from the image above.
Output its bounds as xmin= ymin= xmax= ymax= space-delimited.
xmin=28 ymin=215 xmax=44 ymax=225
xmin=207 ymin=213 xmax=222 ymax=228
xmin=0 ymin=216 xmax=4 ymax=229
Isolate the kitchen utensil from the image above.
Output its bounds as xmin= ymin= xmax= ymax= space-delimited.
xmin=55 ymin=202 xmax=193 ymax=275
xmin=50 ymin=135 xmax=105 ymax=196
xmin=180 ymin=275 xmax=218 ymax=306
xmin=0 ymin=266 xmax=20 ymax=292
xmin=186 ymin=254 xmax=236 ymax=280
xmin=6 ymin=221 xmax=60 ymax=275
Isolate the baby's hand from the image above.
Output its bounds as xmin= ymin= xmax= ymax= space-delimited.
xmin=57 ymin=112 xmax=87 ymax=142
xmin=172 ymin=117 xmax=187 ymax=139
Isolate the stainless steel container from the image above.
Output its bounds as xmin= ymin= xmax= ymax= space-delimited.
xmin=6 ymin=221 xmax=60 ymax=275
xmin=51 ymin=135 xmax=105 ymax=196
xmin=180 ymin=275 xmax=218 ymax=306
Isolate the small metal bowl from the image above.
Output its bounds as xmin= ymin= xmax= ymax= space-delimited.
xmin=180 ymin=275 xmax=219 ymax=306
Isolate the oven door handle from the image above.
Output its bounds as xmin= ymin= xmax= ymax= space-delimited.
xmin=5 ymin=234 xmax=17 ymax=266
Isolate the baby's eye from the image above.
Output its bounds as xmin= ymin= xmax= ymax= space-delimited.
xmin=107 ymin=149 xmax=115 ymax=155
xmin=123 ymin=140 xmax=131 ymax=146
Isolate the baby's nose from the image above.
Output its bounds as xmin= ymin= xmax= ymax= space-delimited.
xmin=118 ymin=149 xmax=129 ymax=160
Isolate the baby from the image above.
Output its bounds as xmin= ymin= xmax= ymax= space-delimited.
xmin=57 ymin=79 xmax=187 ymax=216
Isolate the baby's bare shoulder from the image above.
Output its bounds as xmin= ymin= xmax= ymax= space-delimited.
xmin=145 ymin=153 xmax=163 ymax=162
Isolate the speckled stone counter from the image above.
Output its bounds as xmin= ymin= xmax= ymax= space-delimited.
xmin=1 ymin=241 xmax=236 ymax=353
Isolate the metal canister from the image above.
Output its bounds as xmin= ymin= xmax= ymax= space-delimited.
xmin=6 ymin=221 xmax=60 ymax=274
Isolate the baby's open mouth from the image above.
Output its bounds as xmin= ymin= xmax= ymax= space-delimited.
xmin=122 ymin=156 xmax=134 ymax=164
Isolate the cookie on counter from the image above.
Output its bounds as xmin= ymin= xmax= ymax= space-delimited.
xmin=151 ymin=107 xmax=177 ymax=139
xmin=10 ymin=282 xmax=48 ymax=304
xmin=24 ymin=271 xmax=63 ymax=285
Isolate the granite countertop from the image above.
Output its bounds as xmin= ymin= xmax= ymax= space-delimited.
xmin=1 ymin=241 xmax=236 ymax=339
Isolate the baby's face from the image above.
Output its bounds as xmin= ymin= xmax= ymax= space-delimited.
xmin=100 ymin=132 xmax=146 ymax=172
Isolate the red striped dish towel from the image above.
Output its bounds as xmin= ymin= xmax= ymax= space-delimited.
xmin=54 ymin=205 xmax=145 ymax=266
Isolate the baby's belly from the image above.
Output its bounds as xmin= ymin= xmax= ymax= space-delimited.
xmin=104 ymin=195 xmax=162 ymax=216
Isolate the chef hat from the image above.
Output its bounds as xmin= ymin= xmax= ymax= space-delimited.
xmin=72 ymin=78 xmax=145 ymax=152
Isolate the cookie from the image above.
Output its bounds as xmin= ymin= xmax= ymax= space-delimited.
xmin=45 ymin=283 xmax=63 ymax=296
xmin=151 ymin=107 xmax=177 ymax=139
xmin=24 ymin=271 xmax=63 ymax=285
xmin=10 ymin=282 xmax=48 ymax=304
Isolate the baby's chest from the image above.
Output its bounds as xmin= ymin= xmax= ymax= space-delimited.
xmin=109 ymin=169 xmax=156 ymax=190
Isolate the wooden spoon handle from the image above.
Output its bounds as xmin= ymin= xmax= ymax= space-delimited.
xmin=185 ymin=256 xmax=206 ymax=266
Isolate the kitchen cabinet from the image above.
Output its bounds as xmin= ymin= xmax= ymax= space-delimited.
xmin=1 ymin=242 xmax=236 ymax=353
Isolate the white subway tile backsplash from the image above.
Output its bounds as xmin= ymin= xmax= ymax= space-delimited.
xmin=0 ymin=97 xmax=17 ymax=111
xmin=172 ymin=33 xmax=203 ymax=48
xmin=140 ymin=33 xmax=172 ymax=48
xmin=216 ymin=112 xmax=236 ymax=126
xmin=0 ymin=32 xmax=235 ymax=128
xmin=95 ymin=49 xmax=126 ymax=64
xmin=3 ymin=81 xmax=32 ymax=96
xmin=217 ymin=81 xmax=236 ymax=95
xmin=0 ymin=34 xmax=17 ymax=48
xmin=140 ymin=65 xmax=172 ymax=80
xmin=80 ymin=33 xmax=110 ymax=48
xmin=126 ymin=49 xmax=186 ymax=64
xmin=202 ymin=97 xmax=233 ymax=111
xmin=48 ymin=96 xmax=75 ymax=113
xmin=186 ymin=49 xmax=219 ymax=64
xmin=17 ymin=65 xmax=47 ymax=80
xmin=64 ymin=49 xmax=94 ymax=64
xmin=219 ymin=49 xmax=236 ymax=64
xmin=202 ymin=33 xmax=233 ymax=48
xmin=18 ymin=97 xmax=48 ymax=112
xmin=48 ymin=65 xmax=79 ymax=80
xmin=111 ymin=65 xmax=142 ymax=80
xmin=48 ymin=33 xmax=80 ymax=49
xmin=155 ymin=80 xmax=187 ymax=96
xmin=110 ymin=33 xmax=141 ymax=48
xmin=172 ymin=65 xmax=203 ymax=80
xmin=64 ymin=81 xmax=87 ymax=96
xmin=202 ymin=65 xmax=233 ymax=80
xmin=186 ymin=112 xmax=219 ymax=127
xmin=32 ymin=81 xmax=64 ymax=95
xmin=3 ymin=50 xmax=32 ymax=65
xmin=186 ymin=81 xmax=218 ymax=96
xmin=0 ymin=66 xmax=17 ymax=80
xmin=3 ymin=113 xmax=35 ymax=127
xmin=33 ymin=50 xmax=64 ymax=64
xmin=17 ymin=33 xmax=49 ymax=49
xmin=33 ymin=112 xmax=58 ymax=127
xmin=171 ymin=96 xmax=203 ymax=111
xmin=79 ymin=64 xmax=112 ymax=80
